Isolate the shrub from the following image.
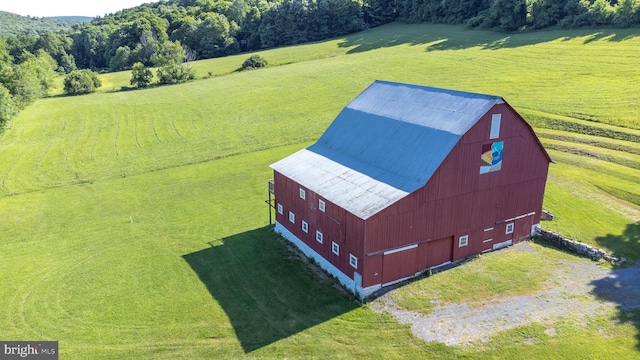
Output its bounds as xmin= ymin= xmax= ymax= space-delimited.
xmin=156 ymin=62 xmax=195 ymax=85
xmin=130 ymin=62 xmax=153 ymax=88
xmin=63 ymin=69 xmax=101 ymax=95
xmin=241 ymin=55 xmax=268 ymax=70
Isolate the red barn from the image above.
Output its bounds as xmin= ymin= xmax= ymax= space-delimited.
xmin=270 ymin=81 xmax=552 ymax=298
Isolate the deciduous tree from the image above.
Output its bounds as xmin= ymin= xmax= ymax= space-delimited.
xmin=152 ymin=40 xmax=195 ymax=84
xmin=130 ymin=62 xmax=153 ymax=88
xmin=0 ymin=84 xmax=18 ymax=129
xmin=63 ymin=69 xmax=102 ymax=95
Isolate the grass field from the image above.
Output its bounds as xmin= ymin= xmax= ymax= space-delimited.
xmin=1 ymin=22 xmax=639 ymax=358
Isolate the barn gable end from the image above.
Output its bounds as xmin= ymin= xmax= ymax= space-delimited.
xmin=270 ymin=81 xmax=551 ymax=298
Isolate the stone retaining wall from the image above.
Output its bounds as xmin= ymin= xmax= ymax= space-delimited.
xmin=538 ymin=229 xmax=626 ymax=265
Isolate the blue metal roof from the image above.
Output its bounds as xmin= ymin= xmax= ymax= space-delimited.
xmin=271 ymin=80 xmax=503 ymax=219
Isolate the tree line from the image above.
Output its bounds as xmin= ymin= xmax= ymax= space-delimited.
xmin=400 ymin=0 xmax=640 ymax=32
xmin=1 ymin=0 xmax=639 ymax=128
xmin=0 ymin=11 xmax=86 ymax=36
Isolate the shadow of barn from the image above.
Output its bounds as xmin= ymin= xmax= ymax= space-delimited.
xmin=182 ymin=226 xmax=358 ymax=353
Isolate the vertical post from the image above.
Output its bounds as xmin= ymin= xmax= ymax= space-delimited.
xmin=268 ymin=191 xmax=273 ymax=225
xmin=267 ymin=179 xmax=275 ymax=225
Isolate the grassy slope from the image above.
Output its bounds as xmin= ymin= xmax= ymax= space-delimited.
xmin=0 ymin=23 xmax=639 ymax=358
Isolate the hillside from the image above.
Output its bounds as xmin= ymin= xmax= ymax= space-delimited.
xmin=0 ymin=23 xmax=638 ymax=358
xmin=46 ymin=16 xmax=92 ymax=23
xmin=0 ymin=11 xmax=85 ymax=36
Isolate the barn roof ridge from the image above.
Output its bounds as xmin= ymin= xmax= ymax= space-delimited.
xmin=369 ymin=79 xmax=503 ymax=101
xmin=271 ymin=81 xmax=510 ymax=219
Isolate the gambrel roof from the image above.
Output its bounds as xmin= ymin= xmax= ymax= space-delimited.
xmin=270 ymin=80 xmax=505 ymax=219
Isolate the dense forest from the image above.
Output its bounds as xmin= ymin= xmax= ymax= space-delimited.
xmin=0 ymin=12 xmax=89 ymax=36
xmin=1 ymin=0 xmax=639 ymax=128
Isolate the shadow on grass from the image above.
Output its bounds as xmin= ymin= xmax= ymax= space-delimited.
xmin=182 ymin=225 xmax=358 ymax=353
xmin=338 ymin=22 xmax=640 ymax=54
xmin=589 ymin=266 xmax=640 ymax=351
xmin=595 ymin=222 xmax=640 ymax=263
xmin=590 ymin=222 xmax=640 ymax=351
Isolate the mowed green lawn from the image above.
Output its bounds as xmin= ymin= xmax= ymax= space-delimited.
xmin=0 ymin=23 xmax=639 ymax=358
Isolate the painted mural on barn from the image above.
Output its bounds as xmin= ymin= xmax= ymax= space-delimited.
xmin=480 ymin=141 xmax=503 ymax=174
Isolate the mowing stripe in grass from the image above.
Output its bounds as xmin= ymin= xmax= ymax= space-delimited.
xmin=520 ymin=108 xmax=640 ymax=141
xmin=541 ymin=138 xmax=640 ymax=171
xmin=536 ymin=128 xmax=640 ymax=156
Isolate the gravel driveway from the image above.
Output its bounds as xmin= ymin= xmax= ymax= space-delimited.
xmin=372 ymin=242 xmax=640 ymax=346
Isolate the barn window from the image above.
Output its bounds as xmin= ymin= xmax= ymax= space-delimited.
xmin=490 ymin=114 xmax=501 ymax=139
xmin=316 ymin=230 xmax=323 ymax=244
xmin=332 ymin=241 xmax=339 ymax=255
xmin=302 ymin=220 xmax=308 ymax=233
xmin=459 ymin=235 xmax=469 ymax=247
xmin=349 ymin=254 xmax=358 ymax=269
xmin=299 ymin=188 xmax=306 ymax=200
xmin=506 ymin=223 xmax=514 ymax=234
xmin=318 ymin=199 xmax=326 ymax=212
xmin=277 ymin=203 xmax=283 ymax=215
xmin=289 ymin=211 xmax=295 ymax=223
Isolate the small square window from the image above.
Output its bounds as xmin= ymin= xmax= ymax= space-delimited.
xmin=318 ymin=199 xmax=326 ymax=212
xmin=316 ymin=230 xmax=323 ymax=244
xmin=299 ymin=188 xmax=306 ymax=200
xmin=289 ymin=211 xmax=295 ymax=223
xmin=302 ymin=221 xmax=308 ymax=233
xmin=506 ymin=223 xmax=514 ymax=234
xmin=459 ymin=235 xmax=469 ymax=247
xmin=349 ymin=254 xmax=358 ymax=269
xmin=332 ymin=241 xmax=339 ymax=255
xmin=277 ymin=203 xmax=283 ymax=215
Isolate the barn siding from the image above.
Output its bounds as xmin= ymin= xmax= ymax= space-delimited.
xmin=361 ymin=104 xmax=549 ymax=287
xmin=381 ymin=247 xmax=419 ymax=284
xmin=363 ymin=254 xmax=383 ymax=287
xmin=273 ymin=171 xmax=365 ymax=283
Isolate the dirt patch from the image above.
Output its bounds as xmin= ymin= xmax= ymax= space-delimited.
xmin=372 ymin=242 xmax=640 ymax=346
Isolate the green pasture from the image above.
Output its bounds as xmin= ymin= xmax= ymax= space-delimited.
xmin=1 ymin=23 xmax=639 ymax=358
xmin=390 ymin=241 xmax=572 ymax=317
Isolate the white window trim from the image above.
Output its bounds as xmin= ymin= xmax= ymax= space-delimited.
xmin=459 ymin=235 xmax=469 ymax=247
xmin=506 ymin=223 xmax=514 ymax=234
xmin=316 ymin=230 xmax=323 ymax=244
xmin=299 ymin=188 xmax=306 ymax=200
xmin=318 ymin=199 xmax=326 ymax=212
xmin=349 ymin=254 xmax=358 ymax=269
xmin=332 ymin=241 xmax=339 ymax=255
xmin=490 ymin=114 xmax=501 ymax=139
xmin=277 ymin=203 xmax=283 ymax=215
xmin=289 ymin=211 xmax=295 ymax=224
xmin=302 ymin=220 xmax=308 ymax=233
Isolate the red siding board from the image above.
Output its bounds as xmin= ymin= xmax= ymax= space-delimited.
xmin=364 ymin=255 xmax=383 ymax=287
xmin=273 ymin=171 xmax=365 ymax=282
xmin=417 ymin=237 xmax=454 ymax=269
xmin=382 ymin=248 xmax=418 ymax=284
